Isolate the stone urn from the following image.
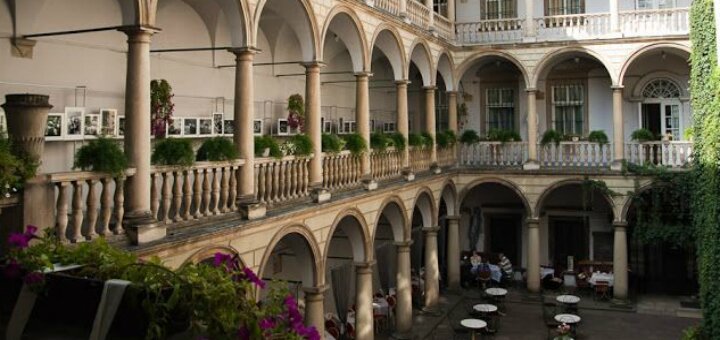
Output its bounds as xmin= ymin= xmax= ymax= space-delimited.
xmin=1 ymin=94 xmax=53 ymax=161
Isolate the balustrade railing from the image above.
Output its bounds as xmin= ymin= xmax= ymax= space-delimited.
xmin=538 ymin=142 xmax=612 ymax=167
xmin=536 ymin=13 xmax=611 ymax=40
xmin=619 ymin=8 xmax=689 ymax=37
xmin=375 ymin=0 xmax=400 ymax=16
xmin=437 ymin=147 xmax=456 ymax=168
xmin=434 ymin=14 xmax=454 ymax=40
xmin=456 ymin=19 xmax=524 ymax=44
xmin=370 ymin=149 xmax=402 ymax=181
xmin=49 ymin=168 xmax=136 ymax=243
xmin=407 ymin=0 xmax=430 ymax=28
xmin=323 ymin=151 xmax=362 ymax=191
xmin=409 ymin=148 xmax=432 ymax=173
xmin=625 ymin=141 xmax=692 ymax=168
xmin=255 ymin=156 xmax=311 ymax=206
xmin=460 ymin=142 xmax=527 ymax=167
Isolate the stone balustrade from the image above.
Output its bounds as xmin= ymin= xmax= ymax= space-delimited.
xmin=619 ymin=8 xmax=689 ymax=37
xmin=437 ymin=147 xmax=456 ymax=168
xmin=536 ymin=12 xmax=611 ymax=41
xmin=625 ymin=141 xmax=693 ymax=168
xmin=323 ymin=151 xmax=362 ymax=191
xmin=456 ymin=18 xmax=524 ymax=44
xmin=409 ymin=147 xmax=431 ymax=173
xmin=538 ymin=142 xmax=613 ymax=168
xmin=370 ymin=149 xmax=402 ymax=181
xmin=407 ymin=0 xmax=430 ymax=29
xmin=460 ymin=142 xmax=527 ymax=167
xmin=434 ymin=14 xmax=454 ymax=40
xmin=375 ymin=0 xmax=400 ymax=16
xmin=255 ymin=156 xmax=311 ymax=206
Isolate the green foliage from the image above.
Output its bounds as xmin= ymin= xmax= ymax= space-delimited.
xmin=289 ymin=134 xmax=313 ymax=157
xmin=408 ymin=133 xmax=424 ymax=147
xmin=684 ymin=127 xmax=694 ymax=141
xmin=690 ymin=0 xmax=720 ymax=335
xmin=460 ymin=130 xmax=481 ymax=144
xmin=420 ymin=132 xmax=434 ymax=148
xmin=152 ymin=138 xmax=195 ymax=166
xmin=370 ymin=132 xmax=393 ymax=151
xmin=487 ymin=129 xmax=521 ymax=143
xmin=540 ymin=129 xmax=563 ymax=146
xmin=150 ymin=79 xmax=175 ymax=138
xmin=0 ymin=137 xmax=32 ymax=195
xmin=436 ymin=130 xmax=457 ymax=148
xmin=342 ymin=133 xmax=367 ymax=155
xmin=195 ymin=137 xmax=237 ymax=162
xmin=286 ymin=94 xmax=304 ymax=116
xmin=74 ymin=136 xmax=128 ymax=177
xmin=321 ymin=133 xmax=343 ymax=154
xmin=388 ymin=132 xmax=406 ymax=151
xmin=630 ymin=128 xmax=657 ymax=142
xmin=587 ymin=130 xmax=609 ymax=145
xmin=254 ymin=136 xmax=282 ymax=159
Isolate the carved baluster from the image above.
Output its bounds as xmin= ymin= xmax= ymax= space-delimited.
xmin=150 ymin=172 xmax=159 ymax=220
xmin=192 ymin=169 xmax=203 ymax=219
xmin=85 ymin=178 xmax=99 ymax=240
xmin=160 ymin=171 xmax=172 ymax=224
xmin=99 ymin=177 xmax=113 ymax=236
xmin=269 ymin=161 xmax=278 ymax=203
xmin=173 ymin=171 xmax=183 ymax=221
xmin=70 ymin=180 xmax=84 ymax=243
xmin=221 ymin=166 xmax=230 ymax=212
xmin=229 ymin=165 xmax=238 ymax=211
xmin=202 ymin=167 xmax=211 ymax=216
xmin=280 ymin=160 xmax=288 ymax=202
xmin=303 ymin=158 xmax=309 ymax=195
xmin=289 ymin=159 xmax=297 ymax=199
xmin=265 ymin=163 xmax=274 ymax=203
xmin=211 ymin=167 xmax=221 ymax=214
xmin=257 ymin=164 xmax=266 ymax=204
xmin=55 ymin=182 xmax=69 ymax=242
xmin=183 ymin=170 xmax=192 ymax=220
xmin=113 ymin=177 xmax=125 ymax=234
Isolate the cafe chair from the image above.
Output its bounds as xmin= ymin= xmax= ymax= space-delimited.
xmin=594 ymin=280 xmax=610 ymax=301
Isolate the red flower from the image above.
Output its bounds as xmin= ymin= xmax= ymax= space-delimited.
xmin=8 ymin=232 xmax=30 ymax=249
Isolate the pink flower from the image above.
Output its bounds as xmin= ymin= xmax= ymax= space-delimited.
xmin=8 ymin=232 xmax=30 ymax=249
xmin=242 ymin=267 xmax=266 ymax=288
xmin=25 ymin=225 xmax=38 ymax=236
xmin=23 ymin=272 xmax=44 ymax=286
xmin=212 ymin=252 xmax=232 ymax=269
xmin=259 ymin=317 xmax=275 ymax=330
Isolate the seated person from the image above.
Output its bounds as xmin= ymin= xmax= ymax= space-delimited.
xmin=541 ymin=273 xmax=563 ymax=290
xmin=498 ymin=253 xmax=513 ymax=279
xmin=469 ymin=251 xmax=484 ymax=274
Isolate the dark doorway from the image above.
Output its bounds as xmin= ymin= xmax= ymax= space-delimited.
xmin=487 ymin=214 xmax=521 ymax=265
xmin=641 ymin=103 xmax=661 ymax=137
xmin=550 ymin=216 xmax=589 ymax=269
xmin=641 ymin=243 xmax=695 ymax=295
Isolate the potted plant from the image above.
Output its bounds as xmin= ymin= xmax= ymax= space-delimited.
xmin=0 ymin=136 xmax=36 ymax=197
xmin=150 ymin=79 xmax=175 ymax=138
xmin=255 ymin=136 xmax=282 ymax=159
xmin=74 ymin=136 xmax=129 ymax=177
xmin=196 ymin=137 xmax=238 ymax=161
xmin=630 ymin=128 xmax=656 ymax=143
xmin=408 ymin=133 xmax=425 ymax=148
xmin=370 ymin=132 xmax=393 ymax=152
xmin=436 ymin=130 xmax=457 ymax=149
xmin=587 ymin=130 xmax=609 ymax=146
xmin=487 ymin=129 xmax=521 ymax=143
xmin=151 ymin=138 xmax=195 ymax=166
xmin=289 ymin=134 xmax=313 ymax=157
xmin=342 ymin=133 xmax=367 ymax=155
xmin=389 ymin=132 xmax=406 ymax=151
xmin=541 ymin=129 xmax=564 ymax=147
xmin=321 ymin=134 xmax=344 ymax=154
xmin=420 ymin=132 xmax=434 ymax=149
xmin=460 ymin=130 xmax=481 ymax=145
xmin=286 ymin=94 xmax=305 ymax=133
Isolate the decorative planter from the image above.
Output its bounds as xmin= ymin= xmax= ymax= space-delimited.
xmin=1 ymin=94 xmax=53 ymax=161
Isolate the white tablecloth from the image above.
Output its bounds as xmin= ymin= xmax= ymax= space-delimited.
xmin=488 ymin=264 xmax=503 ymax=282
xmin=587 ymin=272 xmax=614 ymax=287
xmin=373 ymin=298 xmax=389 ymax=316
xmin=324 ymin=330 xmax=337 ymax=340
xmin=541 ymin=267 xmax=555 ymax=278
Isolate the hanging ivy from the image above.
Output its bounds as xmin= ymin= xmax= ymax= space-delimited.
xmin=150 ymin=79 xmax=175 ymax=138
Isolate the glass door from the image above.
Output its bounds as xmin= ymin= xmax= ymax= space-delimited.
xmin=662 ymin=104 xmax=680 ymax=140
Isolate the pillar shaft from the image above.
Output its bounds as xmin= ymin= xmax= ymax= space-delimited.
xmin=524 ymin=0 xmax=536 ymax=37
xmin=231 ymin=48 xmax=256 ymax=200
xmin=447 ymin=91 xmax=458 ymax=134
xmin=613 ymin=222 xmax=629 ymax=300
xmin=610 ymin=0 xmax=620 ymax=32
xmin=612 ymin=87 xmax=624 ymax=168
xmin=399 ymin=0 xmax=408 ymax=18
xmin=525 ymin=89 xmax=539 ymax=169
xmin=447 ymin=216 xmax=461 ymax=290
xmin=306 ymin=62 xmax=323 ymax=186
xmin=447 ymin=0 xmax=455 ymax=22
xmin=122 ymin=27 xmax=154 ymax=215
xmin=355 ymin=262 xmax=374 ymax=340
xmin=424 ymin=86 xmax=437 ymax=165
xmin=423 ymin=226 xmax=440 ymax=308
xmin=394 ymin=241 xmax=413 ymax=334
xmin=304 ymin=286 xmax=327 ymax=339
xmin=396 ymin=81 xmax=410 ymax=170
xmin=526 ymin=219 xmax=541 ymax=293
xmin=356 ymin=73 xmax=371 ymax=179
xmin=425 ymin=0 xmax=435 ymax=27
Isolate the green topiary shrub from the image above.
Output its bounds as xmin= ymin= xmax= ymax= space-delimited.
xmin=487 ymin=129 xmax=521 ymax=143
xmin=342 ymin=133 xmax=367 ymax=155
xmin=196 ymin=137 xmax=238 ymax=161
xmin=587 ymin=130 xmax=609 ymax=145
xmin=389 ymin=132 xmax=406 ymax=151
xmin=152 ymin=138 xmax=195 ymax=166
xmin=289 ymin=134 xmax=313 ymax=157
xmin=254 ymin=135 xmax=282 ymax=158
xmin=321 ymin=134 xmax=343 ymax=154
xmin=540 ymin=129 xmax=564 ymax=147
xmin=460 ymin=130 xmax=481 ymax=144
xmin=370 ymin=132 xmax=393 ymax=151
xmin=631 ymin=128 xmax=657 ymax=142
xmin=420 ymin=132 xmax=434 ymax=148
xmin=408 ymin=133 xmax=424 ymax=148
xmin=74 ymin=136 xmax=128 ymax=176
xmin=436 ymin=130 xmax=457 ymax=148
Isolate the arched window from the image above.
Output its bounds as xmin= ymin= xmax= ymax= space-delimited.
xmin=642 ymin=79 xmax=681 ymax=99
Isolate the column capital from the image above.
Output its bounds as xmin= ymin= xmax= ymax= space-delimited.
xmin=423 ymin=85 xmax=437 ymax=91
xmin=613 ymin=221 xmax=629 ymax=229
xmin=446 ymin=215 xmax=461 ymax=221
xmin=525 ymin=87 xmax=538 ymax=93
xmin=301 ymin=61 xmax=326 ymax=69
xmin=354 ymin=261 xmax=376 ymax=273
xmin=395 ymin=79 xmax=410 ymax=85
xmin=227 ymin=46 xmax=261 ymax=56
xmin=446 ymin=90 xmax=458 ymax=95
xmin=354 ymin=71 xmax=373 ymax=78
xmin=118 ymin=25 xmax=160 ymax=38
xmin=611 ymin=85 xmax=625 ymax=91
xmin=526 ymin=218 xmax=540 ymax=227
xmin=422 ymin=225 xmax=441 ymax=234
xmin=303 ymin=285 xmax=329 ymax=295
xmin=394 ymin=240 xmax=414 ymax=248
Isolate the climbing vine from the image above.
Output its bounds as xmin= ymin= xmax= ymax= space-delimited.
xmin=690 ymin=1 xmax=720 ymax=337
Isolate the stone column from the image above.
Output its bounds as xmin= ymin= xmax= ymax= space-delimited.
xmin=399 ymin=0 xmax=408 ymax=19
xmin=447 ymin=91 xmax=458 ymax=134
xmin=524 ymin=0 xmax=536 ymax=38
xmin=447 ymin=0 xmax=455 ymax=22
xmin=303 ymin=285 xmax=327 ymax=338
xmin=305 ymin=62 xmax=328 ymax=202
xmin=394 ymin=241 xmax=413 ymax=337
xmin=120 ymin=27 xmax=164 ymax=244
xmin=446 ymin=215 xmax=461 ymax=290
xmin=611 ymin=86 xmax=624 ymax=171
xmin=524 ymin=89 xmax=539 ymax=170
xmin=423 ymin=226 xmax=440 ymax=310
xmin=425 ymin=0 xmax=435 ymax=28
xmin=230 ymin=48 xmax=256 ymax=201
xmin=613 ymin=222 xmax=629 ymax=300
xmin=526 ymin=218 xmax=541 ymax=293
xmin=610 ymin=0 xmax=620 ymax=32
xmin=424 ymin=86 xmax=438 ymax=169
xmin=356 ymin=72 xmax=375 ymax=190
xmin=355 ymin=262 xmax=374 ymax=340
xmin=396 ymin=80 xmax=412 ymax=178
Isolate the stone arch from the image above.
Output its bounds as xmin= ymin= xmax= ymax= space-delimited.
xmin=631 ymin=72 xmax=689 ymax=99
xmin=439 ymin=179 xmax=459 ymax=216
xmin=253 ymin=0 xmax=319 ymax=61
xmin=619 ymin=180 xmax=667 ymax=223
xmin=320 ymin=5 xmax=369 ymax=72
xmin=408 ymin=38 xmax=434 ymax=87
xmin=374 ymin=196 xmax=411 ymax=242
xmin=325 ymin=208 xmax=372 ymax=263
xmin=455 ymin=51 xmax=531 ymax=89
xmin=411 ymin=187 xmax=438 ymax=229
xmin=258 ymin=224 xmax=324 ymax=287
xmin=435 ymin=51 xmax=455 ymax=91
xmin=369 ymin=24 xmax=407 ymax=80
xmin=532 ymin=46 xmax=617 ymax=88
xmin=182 ymin=244 xmax=246 ymax=267
xmin=618 ymin=42 xmax=691 ymax=86
xmin=155 ymin=0 xmax=249 ymax=50
xmin=534 ymin=179 xmax=617 ymax=220
xmin=458 ymin=177 xmax=532 ymax=217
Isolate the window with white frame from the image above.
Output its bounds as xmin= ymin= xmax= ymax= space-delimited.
xmin=545 ymin=0 xmax=585 ymax=16
xmin=552 ymin=84 xmax=584 ymax=135
xmin=637 ymin=0 xmax=676 ymax=10
xmin=482 ymin=0 xmax=516 ymax=19
xmin=486 ymin=88 xmax=515 ymax=131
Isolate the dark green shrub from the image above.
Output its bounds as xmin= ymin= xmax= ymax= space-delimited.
xmin=342 ymin=133 xmax=367 ymax=155
xmin=408 ymin=133 xmax=424 ymax=148
xmin=631 ymin=128 xmax=657 ymax=142
xmin=196 ymin=137 xmax=237 ymax=161
xmin=487 ymin=129 xmax=521 ymax=143
xmin=420 ymin=132 xmax=434 ymax=148
xmin=74 ymin=136 xmax=128 ymax=176
xmin=0 ymin=137 xmax=37 ymax=194
xmin=370 ymin=133 xmax=392 ymax=151
xmin=389 ymin=132 xmax=406 ymax=151
xmin=436 ymin=130 xmax=458 ymax=148
xmin=588 ymin=130 xmax=609 ymax=145
xmin=540 ymin=129 xmax=564 ymax=146
xmin=460 ymin=130 xmax=481 ymax=144
xmin=321 ymin=134 xmax=343 ymax=154
xmin=254 ymin=136 xmax=282 ymax=158
xmin=289 ymin=134 xmax=313 ymax=157
xmin=152 ymin=138 xmax=195 ymax=166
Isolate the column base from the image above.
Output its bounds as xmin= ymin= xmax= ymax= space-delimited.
xmin=431 ymin=164 xmax=442 ymax=174
xmin=402 ymin=169 xmax=415 ymax=181
xmin=362 ymin=178 xmax=378 ymax=191
xmin=125 ymin=211 xmax=166 ymax=245
xmin=311 ymin=187 xmax=331 ymax=203
xmin=420 ymin=305 xmax=444 ymax=316
xmin=610 ymin=160 xmax=624 ymax=171
xmin=611 ymin=298 xmax=632 ymax=308
xmin=391 ymin=331 xmax=414 ymax=340
xmin=523 ymin=160 xmax=540 ymax=170
xmin=239 ymin=201 xmax=267 ymax=220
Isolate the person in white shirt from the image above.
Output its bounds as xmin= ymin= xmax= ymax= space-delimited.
xmin=498 ymin=252 xmax=513 ymax=279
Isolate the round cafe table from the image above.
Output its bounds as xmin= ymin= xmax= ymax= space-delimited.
xmin=460 ymin=318 xmax=487 ymax=340
xmin=556 ymin=294 xmax=580 ymax=313
xmin=555 ymin=313 xmax=581 ymax=335
xmin=473 ymin=304 xmax=498 ymax=314
xmin=485 ymin=288 xmax=508 ymax=313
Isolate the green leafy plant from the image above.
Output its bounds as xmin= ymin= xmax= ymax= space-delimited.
xmin=289 ymin=134 xmax=313 ymax=157
xmin=630 ymin=128 xmax=657 ymax=142
xmin=342 ymin=133 xmax=367 ymax=155
xmin=540 ymin=129 xmax=564 ymax=146
xmin=684 ymin=127 xmax=694 ymax=141
xmin=0 ymin=137 xmax=34 ymax=196
xmin=321 ymin=134 xmax=343 ymax=154
xmin=487 ymin=129 xmax=521 ymax=143
xmin=388 ymin=132 xmax=406 ymax=151
xmin=408 ymin=133 xmax=424 ymax=148
xmin=196 ymin=137 xmax=238 ymax=161
xmin=150 ymin=79 xmax=175 ymax=138
xmin=436 ymin=130 xmax=457 ymax=148
xmin=74 ymin=136 xmax=128 ymax=177
xmin=370 ymin=132 xmax=393 ymax=151
xmin=287 ymin=94 xmax=305 ymax=132
xmin=254 ymin=136 xmax=282 ymax=159
xmin=152 ymin=138 xmax=195 ymax=167
xmin=587 ymin=130 xmax=609 ymax=145
xmin=420 ymin=132 xmax=434 ymax=148
xmin=460 ymin=130 xmax=481 ymax=144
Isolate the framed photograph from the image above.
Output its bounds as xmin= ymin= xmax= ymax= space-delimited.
xmin=253 ymin=119 xmax=263 ymax=136
xmin=167 ymin=118 xmax=183 ymax=137
xmin=184 ymin=118 xmax=198 ymax=136
xmin=213 ymin=113 xmax=224 ymax=135
xmin=223 ymin=119 xmax=234 ymax=136
xmin=323 ymin=120 xmax=333 ymax=134
xmin=45 ymin=113 xmax=63 ymax=140
xmin=65 ymin=107 xmax=84 ymax=139
xmin=277 ymin=118 xmax=289 ymax=136
xmin=199 ymin=118 xmax=213 ymax=136
xmin=118 ymin=116 xmax=125 ymax=136
xmin=84 ymin=113 xmax=100 ymax=137
xmin=100 ymin=109 xmax=117 ymax=136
